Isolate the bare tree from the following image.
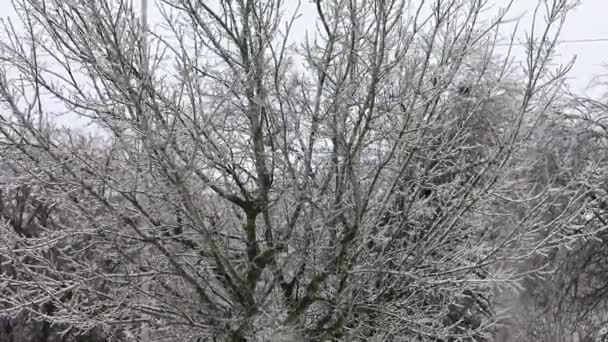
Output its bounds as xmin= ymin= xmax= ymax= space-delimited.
xmin=0 ymin=0 xmax=589 ymax=340
xmin=507 ymin=79 xmax=608 ymax=342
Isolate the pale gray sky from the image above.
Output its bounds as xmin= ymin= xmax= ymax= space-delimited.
xmin=2 ymin=0 xmax=607 ymax=95
xmin=290 ymin=0 xmax=608 ymax=95
xmin=511 ymin=0 xmax=608 ymax=94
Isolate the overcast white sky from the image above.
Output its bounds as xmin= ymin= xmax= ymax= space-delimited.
xmin=513 ymin=0 xmax=608 ymax=94
xmin=290 ymin=0 xmax=608 ymax=95
xmin=2 ymin=0 xmax=607 ymax=95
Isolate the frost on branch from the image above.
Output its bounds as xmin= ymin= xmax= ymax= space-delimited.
xmin=0 ymin=0 xmax=591 ymax=340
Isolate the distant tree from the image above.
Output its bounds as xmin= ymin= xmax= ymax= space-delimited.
xmin=0 ymin=0 xmax=587 ymax=340
xmin=509 ymin=87 xmax=608 ymax=342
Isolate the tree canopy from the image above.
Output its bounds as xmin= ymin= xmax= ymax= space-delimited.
xmin=1 ymin=0 xmax=606 ymax=341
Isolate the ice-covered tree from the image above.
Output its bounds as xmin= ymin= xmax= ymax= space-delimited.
xmin=0 ymin=0 xmax=589 ymax=340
